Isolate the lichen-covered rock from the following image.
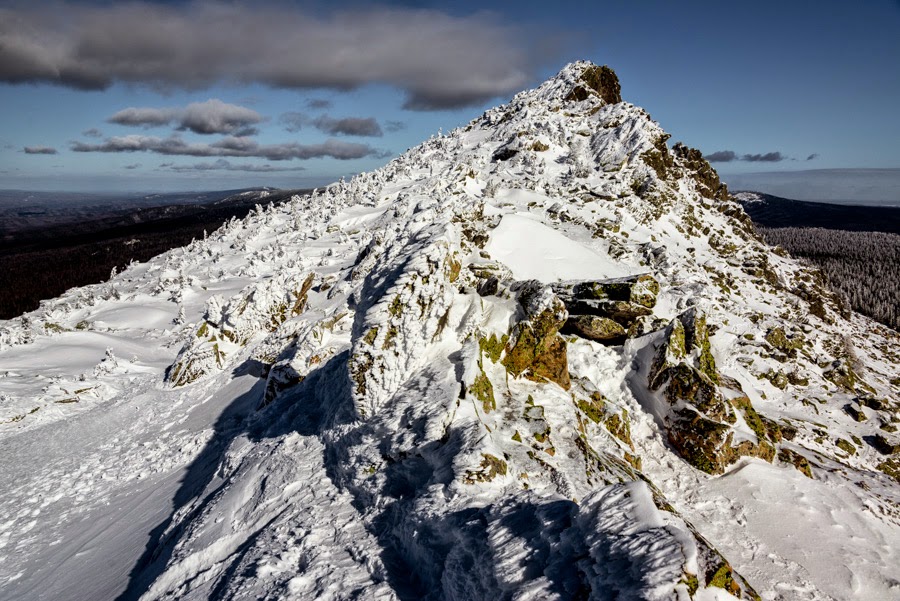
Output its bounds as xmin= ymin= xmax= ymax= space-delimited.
xmin=648 ymin=310 xmax=779 ymax=474
xmin=667 ymin=409 xmax=733 ymax=475
xmin=561 ymin=314 xmax=626 ymax=344
xmin=502 ymin=281 xmax=570 ymax=389
xmin=765 ymin=326 xmax=805 ymax=358
xmin=626 ymin=315 xmax=668 ymax=338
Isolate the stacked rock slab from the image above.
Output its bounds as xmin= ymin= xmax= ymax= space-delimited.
xmin=553 ymin=274 xmax=661 ymax=344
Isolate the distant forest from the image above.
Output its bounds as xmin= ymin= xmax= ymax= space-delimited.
xmin=760 ymin=227 xmax=900 ymax=331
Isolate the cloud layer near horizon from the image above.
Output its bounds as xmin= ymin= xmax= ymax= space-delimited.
xmin=0 ymin=1 xmax=544 ymax=110
xmin=159 ymin=159 xmax=306 ymax=173
xmin=71 ymin=135 xmax=387 ymax=161
xmin=707 ymin=150 xmax=788 ymax=163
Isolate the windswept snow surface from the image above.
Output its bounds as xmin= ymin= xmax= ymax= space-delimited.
xmin=485 ymin=212 xmax=632 ymax=281
xmin=1 ymin=61 xmax=898 ymax=601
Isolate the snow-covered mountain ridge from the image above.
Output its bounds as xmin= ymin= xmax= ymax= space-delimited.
xmin=0 ymin=62 xmax=898 ymax=601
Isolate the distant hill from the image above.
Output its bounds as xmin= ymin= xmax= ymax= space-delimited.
xmin=733 ymin=191 xmax=900 ymax=234
xmin=0 ymin=188 xmax=310 ymax=318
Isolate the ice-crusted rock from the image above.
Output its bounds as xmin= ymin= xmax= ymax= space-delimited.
xmin=167 ymin=272 xmax=314 ymax=386
xmin=648 ymin=309 xmax=777 ymax=474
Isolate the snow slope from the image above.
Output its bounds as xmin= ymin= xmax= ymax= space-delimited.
xmin=1 ymin=62 xmax=898 ymax=601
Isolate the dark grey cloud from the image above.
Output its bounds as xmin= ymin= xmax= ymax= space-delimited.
xmin=82 ymin=128 xmax=103 ymax=138
xmin=706 ymin=150 xmax=737 ymax=163
xmin=311 ymin=115 xmax=382 ymax=137
xmin=123 ymin=163 xmax=142 ymax=170
xmin=23 ymin=145 xmax=57 ymax=154
xmin=0 ymin=2 xmax=544 ymax=110
xmin=806 ymin=153 xmax=819 ymax=161
xmin=108 ymin=99 xmax=263 ymax=135
xmin=279 ymin=113 xmax=383 ymax=136
xmin=159 ymin=158 xmax=306 ymax=173
xmin=306 ymin=99 xmax=332 ymax=110
xmin=742 ymin=152 xmax=786 ymax=163
xmin=385 ymin=120 xmax=407 ymax=133
xmin=706 ymin=150 xmax=787 ymax=163
xmin=71 ymin=134 xmax=387 ymax=161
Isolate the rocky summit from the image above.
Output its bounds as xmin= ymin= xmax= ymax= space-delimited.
xmin=0 ymin=62 xmax=898 ymax=601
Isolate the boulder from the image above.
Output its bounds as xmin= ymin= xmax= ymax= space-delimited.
xmin=844 ymin=402 xmax=867 ymax=422
xmin=873 ymin=432 xmax=900 ymax=455
xmin=561 ymin=315 xmax=626 ymax=345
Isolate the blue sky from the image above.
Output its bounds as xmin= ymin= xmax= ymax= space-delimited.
xmin=1 ymin=0 xmax=898 ymax=198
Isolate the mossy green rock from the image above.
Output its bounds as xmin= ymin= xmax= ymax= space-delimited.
xmin=707 ymin=562 xmax=743 ymax=597
xmin=569 ymin=274 xmax=659 ymax=308
xmin=503 ymin=286 xmax=570 ymax=390
xmin=471 ymin=369 xmax=495 ymax=413
xmin=561 ymin=315 xmax=626 ymax=344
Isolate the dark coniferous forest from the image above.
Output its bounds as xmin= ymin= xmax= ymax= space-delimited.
xmin=760 ymin=227 xmax=900 ymax=331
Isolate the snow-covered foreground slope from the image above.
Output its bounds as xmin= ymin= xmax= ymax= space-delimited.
xmin=1 ymin=62 xmax=898 ymax=601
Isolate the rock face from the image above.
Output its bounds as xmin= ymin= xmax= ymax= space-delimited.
xmin=566 ymin=64 xmax=622 ymax=104
xmin=649 ymin=309 xmax=777 ymax=474
xmin=502 ymin=281 xmax=571 ymax=389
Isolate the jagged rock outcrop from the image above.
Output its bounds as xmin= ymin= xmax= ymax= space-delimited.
xmin=502 ymin=280 xmax=571 ymax=389
xmin=6 ymin=60 xmax=898 ymax=601
xmin=648 ymin=308 xmax=778 ymax=474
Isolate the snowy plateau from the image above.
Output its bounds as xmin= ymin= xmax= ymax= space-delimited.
xmin=0 ymin=62 xmax=898 ymax=601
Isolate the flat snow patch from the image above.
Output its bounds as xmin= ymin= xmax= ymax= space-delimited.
xmin=485 ymin=213 xmax=632 ymax=281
